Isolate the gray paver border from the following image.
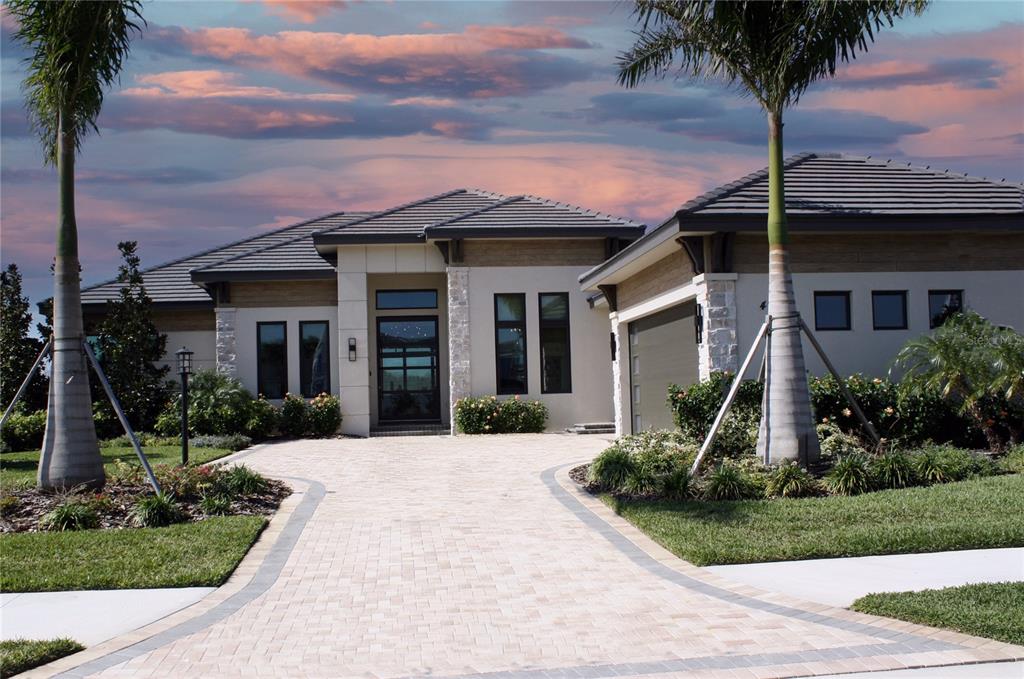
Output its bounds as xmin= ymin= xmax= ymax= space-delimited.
xmin=48 ymin=468 xmax=325 ymax=679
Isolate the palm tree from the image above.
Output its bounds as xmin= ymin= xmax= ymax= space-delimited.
xmin=9 ymin=0 xmax=144 ymax=489
xmin=618 ymin=0 xmax=926 ymax=464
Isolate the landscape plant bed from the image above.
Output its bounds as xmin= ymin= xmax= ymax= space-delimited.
xmin=0 ymin=468 xmax=289 ymax=533
xmin=0 ymin=515 xmax=267 ymax=592
xmin=590 ymin=474 xmax=1024 ymax=566
xmin=852 ymin=582 xmax=1024 ymax=646
xmin=0 ymin=638 xmax=84 ymax=678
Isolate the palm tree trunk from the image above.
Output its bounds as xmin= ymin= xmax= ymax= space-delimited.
xmin=755 ymin=111 xmax=821 ymax=466
xmin=38 ymin=111 xmax=104 ymax=490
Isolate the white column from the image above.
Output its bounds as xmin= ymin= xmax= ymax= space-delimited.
xmin=696 ymin=273 xmax=739 ymax=380
xmin=446 ymin=266 xmax=471 ymax=434
xmin=215 ymin=307 xmax=238 ymax=377
xmin=610 ymin=312 xmax=626 ymax=437
xmin=337 ymin=246 xmax=370 ymax=436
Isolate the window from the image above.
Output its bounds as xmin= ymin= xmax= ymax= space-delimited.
xmin=376 ymin=289 xmax=437 ymax=310
xmin=539 ymin=293 xmax=571 ymax=393
xmin=299 ymin=321 xmax=330 ymax=397
xmin=494 ymin=293 xmax=527 ymax=394
xmin=929 ymin=290 xmax=963 ymax=328
xmin=872 ymin=291 xmax=908 ymax=330
xmin=257 ymin=322 xmax=288 ymax=399
xmin=814 ymin=291 xmax=851 ymax=331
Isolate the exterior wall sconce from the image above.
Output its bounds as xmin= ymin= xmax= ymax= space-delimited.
xmin=348 ymin=337 xmax=357 ymax=362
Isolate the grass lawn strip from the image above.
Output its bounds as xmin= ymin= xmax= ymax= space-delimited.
xmin=0 ymin=638 xmax=84 ymax=678
xmin=604 ymin=474 xmax=1024 ymax=566
xmin=0 ymin=445 xmax=232 ymax=489
xmin=0 ymin=515 xmax=266 ymax=592
xmin=852 ymin=581 xmax=1024 ymax=646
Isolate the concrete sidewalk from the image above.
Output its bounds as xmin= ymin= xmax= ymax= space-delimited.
xmin=704 ymin=547 xmax=1024 ymax=607
xmin=0 ymin=588 xmax=213 ymax=646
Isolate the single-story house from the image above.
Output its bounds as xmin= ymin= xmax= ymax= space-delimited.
xmin=80 ymin=153 xmax=1023 ymax=437
xmin=579 ymin=153 xmax=1024 ymax=435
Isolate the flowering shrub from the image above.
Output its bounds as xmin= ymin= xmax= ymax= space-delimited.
xmin=279 ymin=394 xmax=310 ymax=438
xmin=454 ymin=395 xmax=548 ymax=434
xmin=307 ymin=393 xmax=342 ymax=437
xmin=0 ymin=409 xmax=46 ymax=451
xmin=245 ymin=397 xmax=279 ymax=440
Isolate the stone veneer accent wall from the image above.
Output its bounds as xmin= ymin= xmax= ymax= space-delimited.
xmin=215 ymin=307 xmax=238 ymax=376
xmin=447 ymin=267 xmax=471 ymax=433
xmin=695 ymin=275 xmax=739 ymax=380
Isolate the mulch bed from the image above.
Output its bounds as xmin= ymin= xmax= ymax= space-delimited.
xmin=0 ymin=478 xmax=290 ymax=534
xmin=569 ymin=463 xmax=599 ymax=493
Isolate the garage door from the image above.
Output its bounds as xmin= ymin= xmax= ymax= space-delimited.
xmin=628 ymin=301 xmax=699 ymax=432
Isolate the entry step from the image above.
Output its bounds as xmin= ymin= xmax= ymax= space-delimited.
xmin=370 ymin=423 xmax=449 ymax=437
xmin=567 ymin=422 xmax=616 ymax=435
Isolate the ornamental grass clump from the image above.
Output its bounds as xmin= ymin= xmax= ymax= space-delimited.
xmin=826 ymin=454 xmax=874 ymax=496
xmin=765 ymin=461 xmax=819 ymax=498
xmin=870 ymin=450 xmax=916 ymax=489
xmin=39 ymin=501 xmax=99 ymax=531
xmin=221 ymin=465 xmax=267 ymax=496
xmin=702 ymin=461 xmax=758 ymax=501
xmin=588 ymin=446 xmax=635 ymax=491
xmin=199 ymin=494 xmax=232 ymax=516
xmin=131 ymin=493 xmax=183 ymax=528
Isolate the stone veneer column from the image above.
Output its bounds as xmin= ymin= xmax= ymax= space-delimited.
xmin=446 ymin=267 xmax=471 ymax=434
xmin=609 ymin=312 xmax=625 ymax=437
xmin=696 ymin=274 xmax=739 ymax=380
xmin=337 ymin=246 xmax=370 ymax=437
xmin=215 ymin=307 xmax=238 ymax=377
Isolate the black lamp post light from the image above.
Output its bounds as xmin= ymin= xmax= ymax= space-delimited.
xmin=176 ymin=346 xmax=193 ymax=465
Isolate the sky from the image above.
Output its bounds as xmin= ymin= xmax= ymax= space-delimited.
xmin=1 ymin=0 xmax=1022 ymax=310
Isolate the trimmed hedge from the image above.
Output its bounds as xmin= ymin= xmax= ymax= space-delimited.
xmin=454 ymin=395 xmax=548 ymax=434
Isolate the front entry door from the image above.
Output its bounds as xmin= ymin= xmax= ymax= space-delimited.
xmin=377 ymin=317 xmax=441 ymax=422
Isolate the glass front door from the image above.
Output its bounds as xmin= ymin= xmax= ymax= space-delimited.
xmin=377 ymin=317 xmax=441 ymax=422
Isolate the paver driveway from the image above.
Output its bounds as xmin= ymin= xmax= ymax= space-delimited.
xmin=55 ymin=435 xmax=1023 ymax=678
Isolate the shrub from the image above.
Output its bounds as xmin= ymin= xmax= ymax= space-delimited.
xmin=131 ymin=493 xmax=184 ymax=527
xmin=909 ymin=444 xmax=998 ymax=484
xmin=454 ymin=395 xmax=548 ymax=434
xmin=199 ymin=494 xmax=232 ymax=516
xmin=153 ymin=463 xmax=218 ymax=499
xmin=307 ymin=393 xmax=342 ymax=437
xmin=221 ymin=465 xmax=268 ymax=496
xmin=817 ymin=423 xmax=868 ymax=460
xmin=39 ymin=501 xmax=100 ymax=531
xmin=661 ymin=467 xmax=691 ymax=500
xmin=669 ymin=373 xmax=762 ymax=459
xmin=826 ymin=454 xmax=874 ymax=495
xmin=103 ymin=433 xmax=179 ymax=448
xmin=279 ymin=394 xmax=310 ymax=438
xmin=999 ymin=445 xmax=1024 ymax=474
xmin=0 ymin=409 xmax=46 ymax=451
xmin=870 ymin=450 xmax=916 ymax=489
xmin=588 ymin=447 xmax=635 ymax=490
xmin=245 ymin=397 xmax=279 ymax=440
xmin=702 ymin=461 xmax=758 ymax=501
xmin=191 ymin=434 xmax=252 ymax=452
xmin=765 ymin=461 xmax=819 ymax=498
xmin=157 ymin=370 xmax=255 ymax=437
xmin=493 ymin=396 xmax=548 ymax=433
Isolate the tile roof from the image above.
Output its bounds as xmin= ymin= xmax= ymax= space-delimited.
xmin=80 ymin=212 xmax=373 ymax=307
xmin=680 ymin=152 xmax=1024 ymax=218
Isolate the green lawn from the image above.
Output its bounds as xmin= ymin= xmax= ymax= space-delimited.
xmin=0 ymin=638 xmax=84 ymax=678
xmin=0 ymin=445 xmax=231 ymax=489
xmin=0 ymin=515 xmax=266 ymax=592
xmin=852 ymin=582 xmax=1024 ymax=646
xmin=604 ymin=474 xmax=1024 ymax=566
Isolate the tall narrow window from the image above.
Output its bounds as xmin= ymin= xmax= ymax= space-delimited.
xmin=814 ymin=291 xmax=851 ymax=331
xmin=872 ymin=291 xmax=907 ymax=330
xmin=257 ymin=322 xmax=287 ymax=398
xmin=494 ymin=293 xmax=527 ymax=394
xmin=299 ymin=321 xmax=330 ymax=397
xmin=929 ymin=290 xmax=963 ymax=328
xmin=539 ymin=293 xmax=571 ymax=393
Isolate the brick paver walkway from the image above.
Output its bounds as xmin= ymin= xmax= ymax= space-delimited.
xmin=59 ymin=435 xmax=1024 ymax=678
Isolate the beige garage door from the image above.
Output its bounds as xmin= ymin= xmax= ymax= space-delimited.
xmin=628 ymin=301 xmax=699 ymax=432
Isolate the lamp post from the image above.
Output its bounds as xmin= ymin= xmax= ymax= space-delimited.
xmin=176 ymin=347 xmax=194 ymax=466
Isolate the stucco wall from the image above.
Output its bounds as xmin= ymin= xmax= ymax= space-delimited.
xmin=162 ymin=330 xmax=217 ymax=375
xmin=734 ymin=269 xmax=1024 ymax=378
xmin=466 ymin=266 xmax=614 ymax=429
xmin=231 ymin=306 xmax=340 ymax=399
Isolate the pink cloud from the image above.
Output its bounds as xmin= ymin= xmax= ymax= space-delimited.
xmin=261 ymin=0 xmax=347 ymax=24
xmin=123 ymin=70 xmax=356 ymax=101
xmin=150 ymin=23 xmax=594 ymax=98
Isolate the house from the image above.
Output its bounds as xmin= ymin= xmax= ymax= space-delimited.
xmin=579 ymin=153 xmax=1024 ymax=435
xmin=81 ymin=190 xmax=645 ymax=436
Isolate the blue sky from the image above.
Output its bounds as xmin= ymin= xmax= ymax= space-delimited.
xmin=2 ymin=1 xmax=1022 ymax=309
